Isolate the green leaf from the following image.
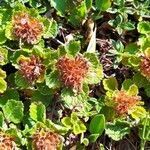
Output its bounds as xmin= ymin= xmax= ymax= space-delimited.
xmin=61 ymin=113 xmax=86 ymax=135
xmin=120 ymin=22 xmax=135 ymax=31
xmin=0 ymin=29 xmax=7 ymax=44
xmin=66 ymin=40 xmax=81 ymax=56
xmin=86 ymin=64 xmax=103 ymax=84
xmin=61 ymin=117 xmax=72 ymax=128
xmin=88 ymin=134 xmax=100 ymax=143
xmin=128 ymin=56 xmax=140 ymax=67
xmin=0 ymin=77 xmax=7 ymax=94
xmin=0 ymin=9 xmax=12 ymax=26
xmin=15 ymin=72 xmax=29 ymax=89
xmin=37 ymin=83 xmax=53 ymax=95
xmin=144 ymin=47 xmax=150 ymax=58
xmin=73 ymin=121 xmax=86 ymax=135
xmin=0 ymin=111 xmax=4 ymax=127
xmin=89 ymin=114 xmax=105 ymax=135
xmin=29 ymin=102 xmax=46 ymax=122
xmin=145 ymin=85 xmax=150 ymax=97
xmin=3 ymin=99 xmax=24 ymax=124
xmin=0 ymin=68 xmax=6 ymax=78
xmin=133 ymin=73 xmax=148 ymax=88
xmin=81 ymin=137 xmax=89 ymax=146
xmin=71 ymin=113 xmax=87 ymax=135
xmin=103 ymin=77 xmax=118 ymax=91
xmin=61 ymin=86 xmax=88 ymax=109
xmin=0 ymin=47 xmax=8 ymax=65
xmin=137 ymin=21 xmax=150 ymax=34
xmin=124 ymin=43 xmax=139 ymax=54
xmin=50 ymin=0 xmax=67 ymax=16
xmin=45 ymin=119 xmax=68 ymax=134
xmin=100 ymin=105 xmax=115 ymax=121
xmin=85 ymin=0 xmax=92 ymax=10
xmin=105 ymin=120 xmax=130 ymax=141
xmin=130 ymin=106 xmax=147 ymax=120
xmin=95 ymin=0 xmax=111 ymax=11
xmin=29 ymin=0 xmax=42 ymax=8
xmin=122 ymin=79 xmax=133 ymax=91
xmin=112 ymin=40 xmax=124 ymax=52
xmin=43 ymin=19 xmax=58 ymax=38
xmin=31 ymin=90 xmax=52 ymax=107
xmin=5 ymin=22 xmax=14 ymax=40
xmin=139 ymin=37 xmax=150 ymax=51
xmin=127 ymin=84 xmax=138 ymax=96
xmin=46 ymin=70 xmax=61 ymax=89
xmin=68 ymin=2 xmax=87 ymax=26
xmin=0 ymin=89 xmax=19 ymax=107
xmin=84 ymin=52 xmax=99 ymax=67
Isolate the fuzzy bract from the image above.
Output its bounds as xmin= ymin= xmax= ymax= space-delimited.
xmin=56 ymin=55 xmax=89 ymax=91
xmin=32 ymin=129 xmax=61 ymax=150
xmin=19 ymin=55 xmax=45 ymax=83
xmin=12 ymin=12 xmax=43 ymax=44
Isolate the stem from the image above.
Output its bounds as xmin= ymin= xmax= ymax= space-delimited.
xmin=140 ymin=140 xmax=146 ymax=150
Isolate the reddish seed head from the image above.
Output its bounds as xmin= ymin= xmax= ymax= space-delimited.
xmin=32 ymin=130 xmax=61 ymax=150
xmin=114 ymin=90 xmax=140 ymax=116
xmin=13 ymin=13 xmax=43 ymax=44
xmin=140 ymin=56 xmax=150 ymax=79
xmin=19 ymin=55 xmax=45 ymax=83
xmin=0 ymin=132 xmax=17 ymax=150
xmin=56 ymin=55 xmax=89 ymax=91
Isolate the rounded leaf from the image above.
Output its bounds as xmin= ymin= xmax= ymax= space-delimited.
xmin=89 ymin=114 xmax=105 ymax=135
xmin=3 ymin=99 xmax=24 ymax=124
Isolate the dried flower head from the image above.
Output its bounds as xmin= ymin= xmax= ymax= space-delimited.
xmin=19 ymin=55 xmax=45 ymax=83
xmin=32 ymin=129 xmax=61 ymax=150
xmin=56 ymin=55 xmax=89 ymax=91
xmin=13 ymin=12 xmax=43 ymax=44
xmin=0 ymin=132 xmax=18 ymax=150
xmin=114 ymin=90 xmax=140 ymax=116
xmin=140 ymin=55 xmax=150 ymax=79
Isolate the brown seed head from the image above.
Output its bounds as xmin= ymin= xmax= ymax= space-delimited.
xmin=13 ymin=12 xmax=43 ymax=44
xmin=32 ymin=130 xmax=61 ymax=150
xmin=140 ymin=55 xmax=150 ymax=79
xmin=0 ymin=132 xmax=18 ymax=150
xmin=56 ymin=55 xmax=89 ymax=91
xmin=114 ymin=90 xmax=140 ymax=116
xmin=19 ymin=55 xmax=45 ymax=83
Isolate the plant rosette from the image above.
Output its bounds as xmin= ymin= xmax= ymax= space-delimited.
xmin=139 ymin=47 xmax=150 ymax=80
xmin=5 ymin=3 xmax=57 ymax=45
xmin=0 ymin=128 xmax=23 ymax=150
xmin=45 ymin=40 xmax=103 ymax=109
xmin=25 ymin=122 xmax=64 ymax=150
xmin=14 ymin=54 xmax=46 ymax=88
xmin=103 ymin=77 xmax=147 ymax=121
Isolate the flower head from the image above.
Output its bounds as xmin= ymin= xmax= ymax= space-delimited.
xmin=56 ymin=55 xmax=89 ymax=91
xmin=140 ymin=55 xmax=150 ymax=79
xmin=13 ymin=12 xmax=43 ymax=44
xmin=0 ymin=132 xmax=18 ymax=150
xmin=32 ymin=129 xmax=61 ymax=150
xmin=114 ymin=90 xmax=141 ymax=116
xmin=19 ymin=55 xmax=45 ymax=83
